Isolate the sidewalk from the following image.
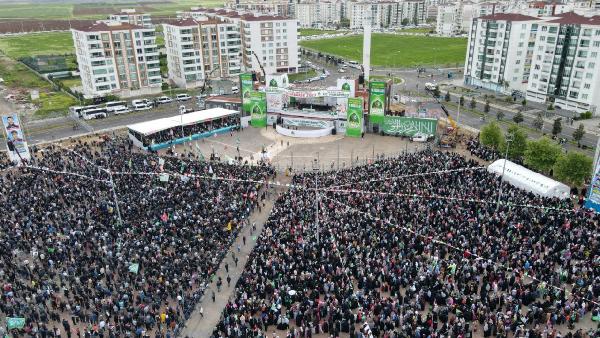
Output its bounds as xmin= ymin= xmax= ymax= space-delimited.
xmin=180 ymin=179 xmax=288 ymax=337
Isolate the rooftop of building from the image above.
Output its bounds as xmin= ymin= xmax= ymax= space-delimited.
xmin=205 ymin=95 xmax=242 ymax=103
xmin=75 ymin=21 xmax=145 ymax=32
xmin=547 ymin=11 xmax=600 ymax=25
xmin=166 ymin=17 xmax=224 ymax=26
xmin=478 ymin=13 xmax=540 ymax=21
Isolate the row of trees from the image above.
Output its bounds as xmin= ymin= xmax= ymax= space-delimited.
xmin=479 ymin=122 xmax=593 ymax=187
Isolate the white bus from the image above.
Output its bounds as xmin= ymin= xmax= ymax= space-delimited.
xmin=82 ymin=107 xmax=108 ymax=120
xmin=69 ymin=105 xmax=100 ymax=118
xmin=105 ymin=101 xmax=128 ymax=112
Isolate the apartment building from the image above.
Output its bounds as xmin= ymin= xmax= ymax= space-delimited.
xmin=399 ymin=0 xmax=426 ymax=26
xmin=240 ymin=14 xmax=299 ymax=74
xmin=464 ymin=13 xmax=540 ymax=93
xmin=225 ymin=0 xmax=295 ymax=17
xmin=436 ymin=1 xmax=484 ymax=36
xmin=526 ymin=13 xmax=600 ymax=113
xmin=163 ymin=18 xmax=243 ymax=89
xmin=71 ymin=21 xmax=161 ymax=98
xmin=109 ymin=9 xmax=153 ymax=28
xmin=174 ymin=8 xmax=299 ymax=77
xmin=348 ymin=2 xmax=399 ymax=29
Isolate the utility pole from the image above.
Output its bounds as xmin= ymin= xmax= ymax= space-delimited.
xmin=107 ymin=169 xmax=124 ymax=226
xmin=337 ymin=143 xmax=340 ymax=170
xmin=495 ymin=136 xmax=513 ymax=211
xmin=312 ymin=156 xmax=320 ymax=245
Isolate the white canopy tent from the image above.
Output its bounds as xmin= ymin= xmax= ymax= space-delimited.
xmin=127 ymin=108 xmax=238 ymax=136
xmin=487 ymin=159 xmax=570 ymax=199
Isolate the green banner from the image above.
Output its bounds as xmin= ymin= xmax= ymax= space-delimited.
xmin=240 ymin=73 xmax=253 ymax=116
xmin=7 ymin=317 xmax=25 ymax=330
xmin=382 ymin=116 xmax=437 ymax=137
xmin=369 ymin=81 xmax=386 ymax=124
xmin=346 ymin=97 xmax=363 ymax=137
xmin=250 ymin=91 xmax=267 ymax=127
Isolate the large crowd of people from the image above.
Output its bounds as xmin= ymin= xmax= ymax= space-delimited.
xmin=466 ymin=137 xmax=500 ymax=162
xmin=214 ymin=150 xmax=599 ymax=338
xmin=0 ymin=135 xmax=274 ymax=337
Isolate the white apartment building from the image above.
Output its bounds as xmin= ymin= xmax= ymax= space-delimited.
xmin=240 ymin=14 xmax=299 ymax=74
xmin=526 ymin=13 xmax=600 ymax=113
xmin=109 ymin=9 xmax=153 ymax=28
xmin=163 ymin=18 xmax=243 ymax=89
xmin=225 ymin=0 xmax=295 ymax=17
xmin=296 ymin=2 xmax=320 ymax=27
xmin=436 ymin=4 xmax=462 ymax=35
xmin=296 ymin=1 xmax=343 ymax=28
xmin=399 ymin=0 xmax=426 ymax=26
xmin=348 ymin=2 xmax=399 ymax=29
xmin=464 ymin=13 xmax=540 ymax=93
xmin=174 ymin=8 xmax=299 ymax=77
xmin=71 ymin=21 xmax=161 ymax=98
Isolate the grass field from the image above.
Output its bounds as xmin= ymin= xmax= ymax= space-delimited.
xmin=300 ymin=34 xmax=467 ymax=68
xmin=0 ymin=56 xmax=75 ymax=119
xmin=288 ymin=69 xmax=317 ymax=82
xmin=58 ymin=77 xmax=82 ymax=89
xmin=369 ymin=75 xmax=403 ymax=84
xmin=0 ymin=0 xmax=224 ymax=19
xmin=299 ymin=29 xmax=340 ymax=36
xmin=0 ymin=32 xmax=74 ymax=59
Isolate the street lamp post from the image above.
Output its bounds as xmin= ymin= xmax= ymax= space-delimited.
xmin=312 ymin=156 xmax=320 ymax=245
xmin=495 ymin=136 xmax=513 ymax=211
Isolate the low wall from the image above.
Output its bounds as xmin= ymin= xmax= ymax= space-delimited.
xmin=276 ymin=124 xmax=333 ymax=138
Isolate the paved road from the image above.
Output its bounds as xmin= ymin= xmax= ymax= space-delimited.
xmin=180 ymin=178 xmax=288 ymax=337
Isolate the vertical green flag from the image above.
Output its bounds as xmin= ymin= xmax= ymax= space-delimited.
xmin=250 ymin=91 xmax=267 ymax=127
xmin=240 ymin=73 xmax=253 ymax=117
xmin=346 ymin=97 xmax=363 ymax=137
xmin=369 ymin=81 xmax=386 ymax=124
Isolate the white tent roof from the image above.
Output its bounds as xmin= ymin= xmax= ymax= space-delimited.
xmin=127 ymin=108 xmax=238 ymax=136
xmin=487 ymin=159 xmax=570 ymax=199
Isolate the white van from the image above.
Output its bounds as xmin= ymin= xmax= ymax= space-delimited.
xmin=113 ymin=106 xmax=131 ymax=115
xmin=132 ymin=99 xmax=152 ymax=111
xmin=231 ymin=86 xmax=239 ymax=94
xmin=176 ymin=93 xmax=191 ymax=102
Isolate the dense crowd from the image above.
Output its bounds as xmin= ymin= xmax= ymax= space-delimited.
xmin=141 ymin=116 xmax=239 ymax=147
xmin=214 ymin=150 xmax=599 ymax=338
xmin=0 ymin=135 xmax=274 ymax=337
xmin=466 ymin=137 xmax=500 ymax=162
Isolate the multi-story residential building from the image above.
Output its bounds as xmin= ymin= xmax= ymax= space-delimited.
xmin=464 ymin=13 xmax=540 ymax=93
xmin=163 ymin=18 xmax=243 ymax=89
xmin=72 ymin=21 xmax=161 ymax=98
xmin=399 ymin=0 xmax=426 ymax=26
xmin=296 ymin=2 xmax=320 ymax=27
xmin=320 ymin=1 xmax=343 ymax=26
xmin=240 ymin=14 xmax=299 ymax=74
xmin=348 ymin=2 xmax=399 ymax=29
xmin=296 ymin=1 xmax=343 ymax=28
xmin=436 ymin=4 xmax=462 ymax=35
xmin=526 ymin=13 xmax=600 ymax=113
xmin=225 ymin=0 xmax=295 ymax=17
xmin=109 ymin=9 xmax=153 ymax=28
xmin=174 ymin=8 xmax=299 ymax=77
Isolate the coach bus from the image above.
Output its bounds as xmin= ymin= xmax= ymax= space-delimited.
xmin=127 ymin=108 xmax=240 ymax=151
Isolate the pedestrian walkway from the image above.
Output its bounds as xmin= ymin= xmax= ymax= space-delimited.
xmin=180 ymin=179 xmax=289 ymax=337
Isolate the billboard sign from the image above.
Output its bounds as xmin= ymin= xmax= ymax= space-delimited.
xmin=337 ymin=78 xmax=356 ymax=98
xmin=382 ymin=116 xmax=437 ymax=137
xmin=2 ymin=114 xmax=31 ymax=165
xmin=585 ymin=159 xmax=600 ymax=212
xmin=346 ymin=98 xmax=363 ymax=137
xmin=250 ymin=91 xmax=267 ymax=127
xmin=240 ymin=73 xmax=253 ymax=116
xmin=369 ymin=81 xmax=386 ymax=124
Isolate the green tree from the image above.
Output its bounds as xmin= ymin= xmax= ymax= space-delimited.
xmin=552 ymin=118 xmax=562 ymax=136
xmin=554 ymin=152 xmax=593 ymax=186
xmin=524 ymin=137 xmax=562 ymax=174
xmin=484 ymin=101 xmax=490 ymax=113
xmin=533 ymin=113 xmax=544 ymax=131
xmin=513 ymin=112 xmax=524 ymax=124
xmin=480 ymin=122 xmax=505 ymax=150
xmin=572 ymin=123 xmax=585 ymax=146
xmin=459 ymin=95 xmax=464 ymax=106
xmin=496 ymin=111 xmax=505 ymax=121
xmin=521 ymin=99 xmax=527 ymax=110
xmin=401 ymin=18 xmax=410 ymax=26
xmin=469 ymin=97 xmax=476 ymax=109
xmin=503 ymin=125 xmax=528 ymax=160
xmin=444 ymin=91 xmax=450 ymax=102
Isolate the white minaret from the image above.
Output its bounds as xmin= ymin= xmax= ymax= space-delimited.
xmin=362 ymin=6 xmax=371 ymax=82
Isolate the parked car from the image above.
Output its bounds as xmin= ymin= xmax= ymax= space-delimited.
xmin=411 ymin=132 xmax=429 ymax=142
xmin=157 ymin=96 xmax=173 ymax=104
xmin=176 ymin=93 xmax=192 ymax=102
xmin=132 ymin=100 xmax=152 ymax=111
xmin=231 ymin=86 xmax=239 ymax=94
xmin=338 ymin=69 xmax=346 ymax=73
xmin=113 ymin=106 xmax=132 ymax=115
